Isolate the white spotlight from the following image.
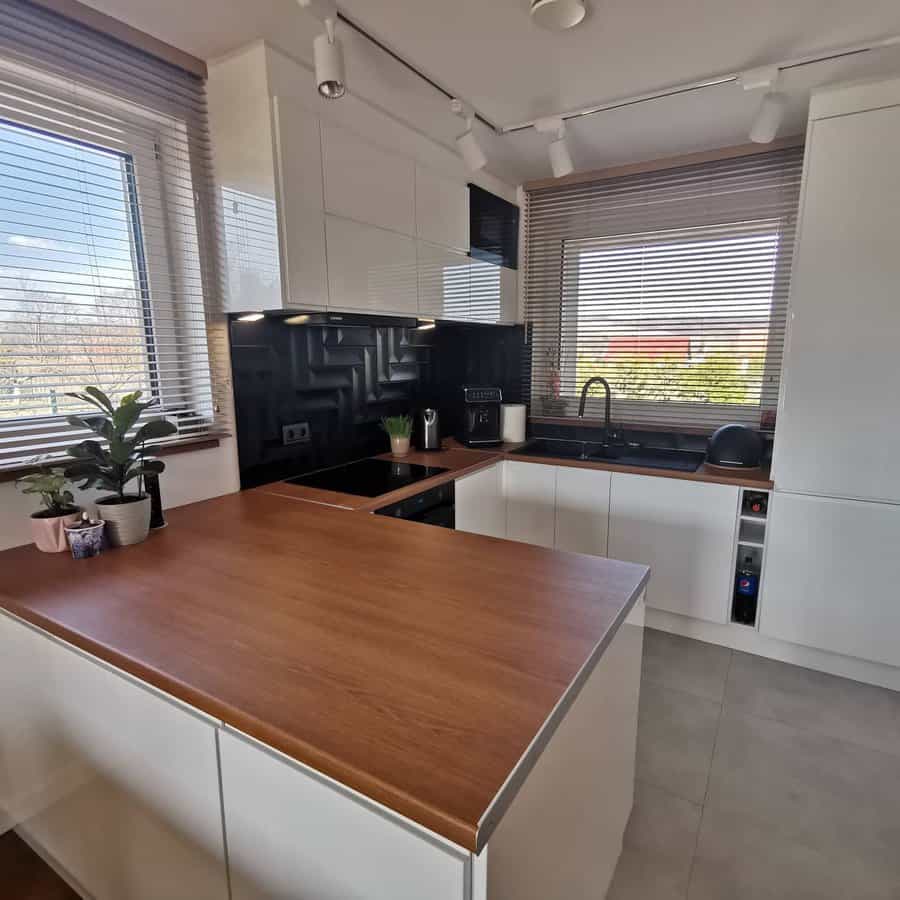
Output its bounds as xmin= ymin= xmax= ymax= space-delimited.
xmin=451 ymin=99 xmax=487 ymax=171
xmin=530 ymin=0 xmax=587 ymax=31
xmin=236 ymin=312 xmax=264 ymax=323
xmin=314 ymin=18 xmax=345 ymax=99
xmin=749 ymin=92 xmax=788 ymax=143
xmin=535 ymin=116 xmax=574 ymax=177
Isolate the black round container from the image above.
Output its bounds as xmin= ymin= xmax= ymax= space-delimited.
xmin=707 ymin=424 xmax=763 ymax=468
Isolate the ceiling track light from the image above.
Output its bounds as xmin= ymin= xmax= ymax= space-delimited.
xmin=740 ymin=66 xmax=787 ymax=144
xmin=535 ymin=116 xmax=574 ymax=177
xmin=451 ymin=99 xmax=487 ymax=171
xmin=314 ymin=18 xmax=346 ymax=99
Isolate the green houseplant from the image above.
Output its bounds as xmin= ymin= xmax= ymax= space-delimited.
xmin=381 ymin=415 xmax=412 ymax=457
xmin=15 ymin=463 xmax=82 ymax=553
xmin=64 ymin=387 xmax=177 ymax=547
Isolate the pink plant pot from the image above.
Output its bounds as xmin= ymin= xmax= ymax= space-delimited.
xmin=30 ymin=510 xmax=82 ymax=553
xmin=390 ymin=436 xmax=411 ymax=457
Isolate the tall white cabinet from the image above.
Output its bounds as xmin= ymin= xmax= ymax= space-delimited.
xmin=772 ymin=79 xmax=900 ymax=502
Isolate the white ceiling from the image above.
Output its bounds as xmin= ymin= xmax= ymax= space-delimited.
xmin=78 ymin=0 xmax=900 ymax=184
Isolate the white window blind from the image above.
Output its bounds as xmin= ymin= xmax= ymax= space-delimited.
xmin=0 ymin=0 xmax=229 ymax=469
xmin=524 ymin=147 xmax=803 ymax=431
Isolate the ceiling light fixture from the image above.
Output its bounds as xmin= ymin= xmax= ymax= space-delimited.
xmin=236 ymin=313 xmax=265 ymax=323
xmin=740 ymin=65 xmax=787 ymax=144
xmin=535 ymin=116 xmax=574 ymax=177
xmin=451 ymin=99 xmax=487 ymax=171
xmin=530 ymin=0 xmax=587 ymax=31
xmin=314 ymin=18 xmax=346 ymax=99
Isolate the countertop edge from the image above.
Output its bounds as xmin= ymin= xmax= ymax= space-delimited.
xmin=473 ymin=563 xmax=650 ymax=853
xmin=0 ymin=596 xmax=481 ymax=852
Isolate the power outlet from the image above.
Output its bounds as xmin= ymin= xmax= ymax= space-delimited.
xmin=282 ymin=422 xmax=311 ymax=446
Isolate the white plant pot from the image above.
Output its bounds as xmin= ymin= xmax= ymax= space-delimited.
xmin=390 ymin=436 xmax=411 ymax=457
xmin=97 ymin=495 xmax=152 ymax=547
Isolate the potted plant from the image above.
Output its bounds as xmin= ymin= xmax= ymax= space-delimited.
xmin=64 ymin=387 xmax=177 ymax=547
xmin=381 ymin=415 xmax=412 ymax=457
xmin=15 ymin=463 xmax=82 ymax=552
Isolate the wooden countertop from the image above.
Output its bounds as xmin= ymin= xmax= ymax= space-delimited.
xmin=0 ymin=490 xmax=649 ymax=853
xmin=262 ymin=439 xmax=773 ymax=512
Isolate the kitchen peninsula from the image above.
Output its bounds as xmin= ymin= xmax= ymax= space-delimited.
xmin=0 ymin=489 xmax=648 ymax=900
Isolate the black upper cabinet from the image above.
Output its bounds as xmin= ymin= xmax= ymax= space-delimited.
xmin=469 ymin=184 xmax=519 ymax=270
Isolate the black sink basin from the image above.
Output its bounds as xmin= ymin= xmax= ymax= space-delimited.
xmin=515 ymin=439 xmax=705 ymax=473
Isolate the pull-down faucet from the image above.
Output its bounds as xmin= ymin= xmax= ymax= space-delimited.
xmin=578 ymin=376 xmax=612 ymax=434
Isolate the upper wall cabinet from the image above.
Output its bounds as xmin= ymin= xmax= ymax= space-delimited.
xmin=772 ymin=78 xmax=900 ymax=502
xmin=415 ymin=166 xmax=468 ymax=252
xmin=322 ymin=123 xmax=416 ymax=237
xmin=326 ymin=215 xmax=418 ymax=316
xmin=209 ymin=44 xmax=328 ymax=313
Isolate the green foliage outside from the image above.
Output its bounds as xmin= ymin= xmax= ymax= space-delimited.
xmin=575 ymin=351 xmax=765 ymax=405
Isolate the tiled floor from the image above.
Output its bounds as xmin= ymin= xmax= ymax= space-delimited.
xmin=608 ymin=628 xmax=900 ymax=900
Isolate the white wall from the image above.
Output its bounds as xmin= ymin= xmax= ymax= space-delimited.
xmin=0 ymin=439 xmax=240 ymax=551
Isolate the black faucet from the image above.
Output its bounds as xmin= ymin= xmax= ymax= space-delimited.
xmin=578 ymin=376 xmax=612 ymax=436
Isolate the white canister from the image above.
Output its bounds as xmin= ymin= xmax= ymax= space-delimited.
xmin=501 ymin=403 xmax=527 ymax=444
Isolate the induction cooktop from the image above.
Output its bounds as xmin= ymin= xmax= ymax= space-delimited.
xmin=284 ymin=457 xmax=449 ymax=498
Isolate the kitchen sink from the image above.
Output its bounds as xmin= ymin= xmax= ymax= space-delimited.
xmin=514 ymin=439 xmax=706 ymax=473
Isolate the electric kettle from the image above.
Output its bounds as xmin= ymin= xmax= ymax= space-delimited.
xmin=416 ymin=408 xmax=441 ymax=451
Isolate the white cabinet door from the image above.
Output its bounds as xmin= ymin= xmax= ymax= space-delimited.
xmin=417 ymin=240 xmax=470 ymax=321
xmin=500 ymin=266 xmax=519 ymax=323
xmin=760 ymin=492 xmax=900 ymax=667
xmin=271 ymin=96 xmax=328 ymax=309
xmin=326 ymin=215 xmax=418 ymax=315
xmin=555 ymin=466 xmax=611 ymax=557
xmin=220 ymin=731 xmax=469 ymax=900
xmin=0 ymin=614 xmax=228 ymax=900
xmin=772 ymin=102 xmax=900 ymax=501
xmin=455 ymin=462 xmax=506 ymax=538
xmin=608 ymin=474 xmax=738 ymax=623
xmin=469 ymin=258 xmax=503 ymax=324
xmin=415 ymin=166 xmax=468 ymax=252
xmin=322 ymin=123 xmax=416 ymax=237
xmin=505 ymin=461 xmax=556 ymax=548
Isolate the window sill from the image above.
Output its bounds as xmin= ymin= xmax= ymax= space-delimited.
xmin=0 ymin=434 xmax=228 ymax=484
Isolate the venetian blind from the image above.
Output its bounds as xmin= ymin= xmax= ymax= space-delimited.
xmin=524 ymin=147 xmax=804 ymax=432
xmin=0 ymin=0 xmax=230 ymax=469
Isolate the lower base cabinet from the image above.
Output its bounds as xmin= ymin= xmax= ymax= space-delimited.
xmin=554 ymin=466 xmax=611 ymax=557
xmin=504 ymin=461 xmax=556 ymax=547
xmin=455 ymin=463 xmax=507 ymax=539
xmin=608 ymin=473 xmax=739 ymax=624
xmin=0 ymin=613 xmax=228 ymax=900
xmin=761 ymin=491 xmax=900 ymax=668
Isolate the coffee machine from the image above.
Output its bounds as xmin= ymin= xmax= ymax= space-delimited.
xmin=460 ymin=386 xmax=503 ymax=447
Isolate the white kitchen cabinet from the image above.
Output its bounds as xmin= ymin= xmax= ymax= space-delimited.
xmin=500 ymin=266 xmax=519 ymax=323
xmin=417 ymin=240 xmax=471 ymax=321
xmin=555 ymin=466 xmax=611 ymax=557
xmin=220 ymin=730 xmax=470 ymax=900
xmin=323 ymin=123 xmax=416 ymax=237
xmin=772 ymin=80 xmax=900 ymax=502
xmin=505 ymin=461 xmax=557 ymax=548
xmin=416 ymin=165 xmax=468 ymax=252
xmin=326 ymin=215 xmax=418 ymax=316
xmin=761 ymin=492 xmax=900 ymax=667
xmin=209 ymin=43 xmax=327 ymax=313
xmin=608 ymin=473 xmax=738 ymax=623
xmin=0 ymin=613 xmax=228 ymax=900
xmin=455 ymin=462 xmax=507 ymax=538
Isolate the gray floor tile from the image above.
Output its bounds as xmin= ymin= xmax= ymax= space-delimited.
xmin=725 ymin=650 xmax=900 ymax=758
xmin=689 ymin=804 xmax=900 ymax=900
xmin=642 ymin=629 xmax=732 ymax=703
xmin=608 ymin=781 xmax=701 ymax=900
xmin=705 ymin=709 xmax=900 ymax=874
xmin=637 ymin=684 xmax=722 ymax=804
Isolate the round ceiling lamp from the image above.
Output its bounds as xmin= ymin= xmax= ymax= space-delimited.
xmin=530 ymin=0 xmax=587 ymax=31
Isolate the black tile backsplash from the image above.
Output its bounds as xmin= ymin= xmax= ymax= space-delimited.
xmin=229 ymin=316 xmax=527 ymax=488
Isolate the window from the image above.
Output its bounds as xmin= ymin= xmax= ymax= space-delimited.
xmin=0 ymin=0 xmax=227 ymax=470
xmin=0 ymin=121 xmax=157 ymax=421
xmin=525 ymin=147 xmax=803 ymax=431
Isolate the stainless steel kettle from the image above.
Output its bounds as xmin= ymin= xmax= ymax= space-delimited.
xmin=416 ymin=408 xmax=441 ymax=451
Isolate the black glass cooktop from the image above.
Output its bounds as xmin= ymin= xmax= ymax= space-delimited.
xmin=284 ymin=458 xmax=449 ymax=498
